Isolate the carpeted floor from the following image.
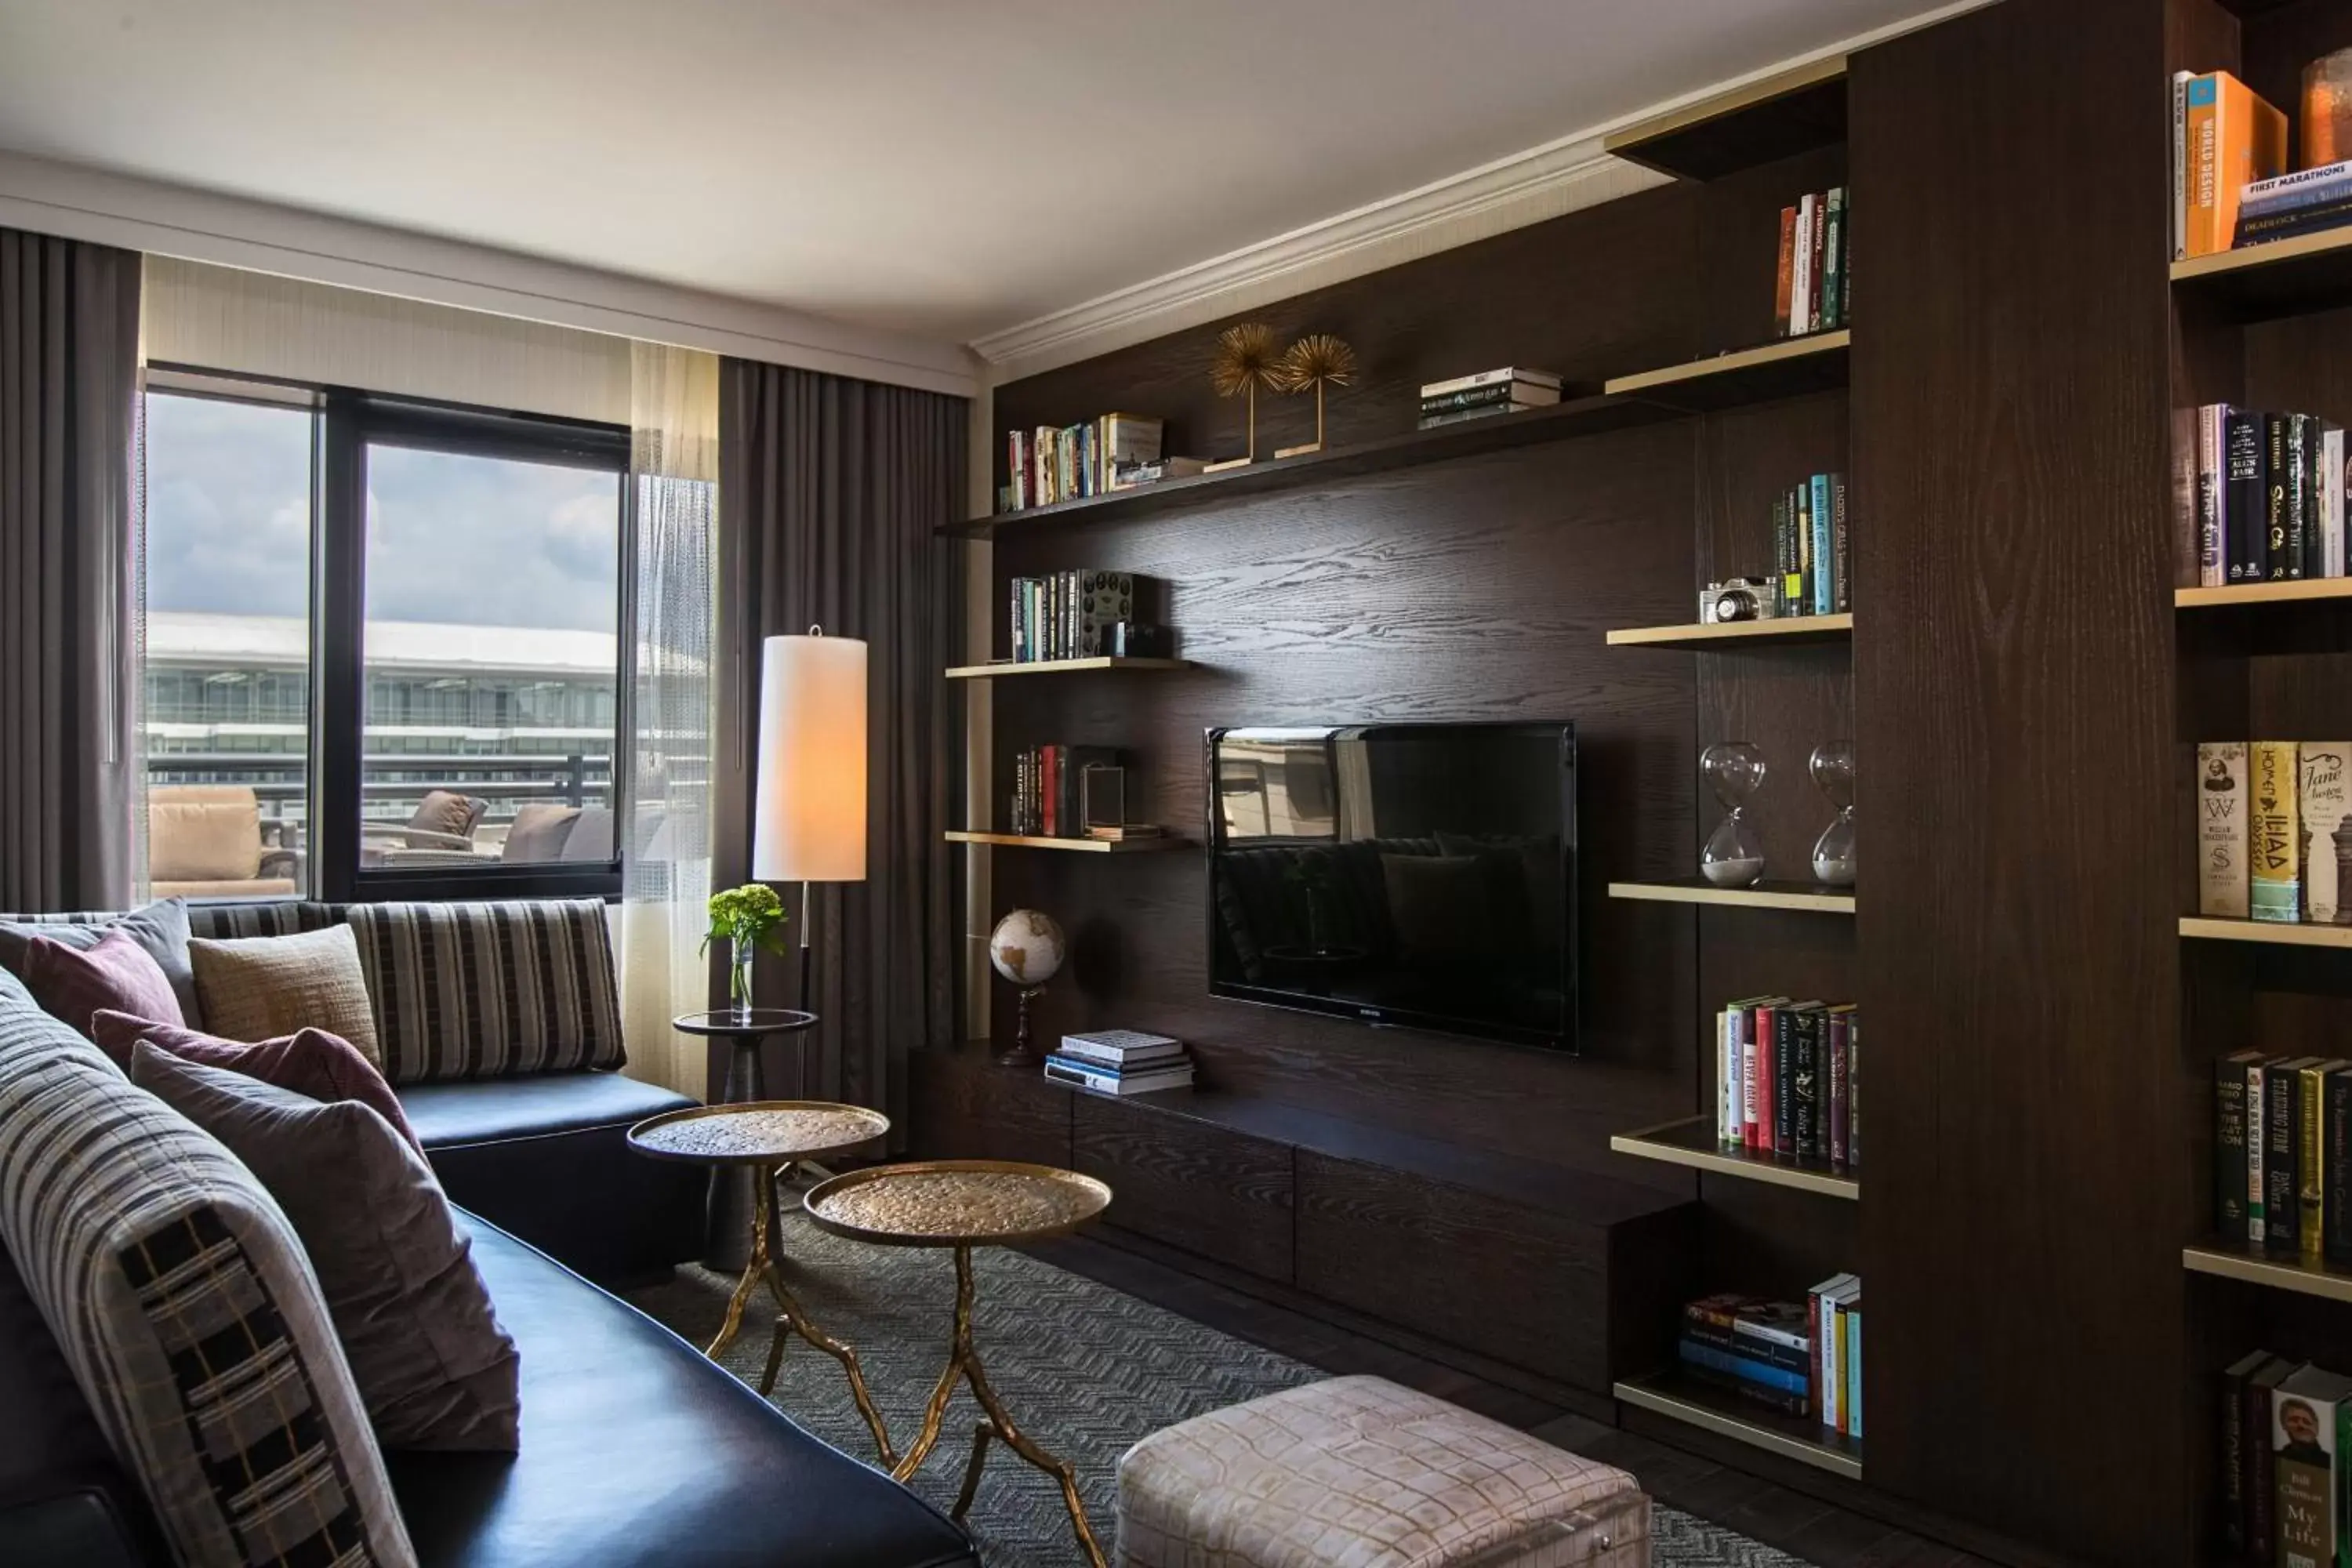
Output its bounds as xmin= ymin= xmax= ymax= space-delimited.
xmin=629 ymin=1212 xmax=1813 ymax=1567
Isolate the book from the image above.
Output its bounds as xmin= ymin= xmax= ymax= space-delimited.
xmin=1791 ymin=1004 xmax=1823 ymax=1159
xmin=2240 ymin=157 xmax=2352 ymax=215
xmin=2270 ymin=414 xmax=2292 ymax=580
xmin=1791 ymin=194 xmax=1816 ymax=336
xmin=1718 ymin=1009 xmax=1737 ymax=1146
xmin=2174 ymin=71 xmax=2194 ymax=260
xmin=1418 ymin=367 xmax=1563 ymax=397
xmin=1773 ymin=1003 xmax=1802 ymax=1156
xmin=2183 ymin=72 xmax=2289 ymax=259
xmin=2252 ymin=1356 xmax=2298 ymax=1561
xmin=1109 ymin=456 xmax=1208 ymax=488
xmin=1059 ymin=1029 xmax=1184 ymax=1067
xmin=2269 ymin=1058 xmax=2318 ymax=1251
xmin=2238 ymin=198 xmax=2352 ymax=245
xmin=1820 ymin=187 xmax=1846 ymax=328
xmin=1809 ymin=473 xmax=1835 ymax=616
xmin=1417 ymin=403 xmax=1553 ymax=430
xmin=1845 ymin=1299 xmax=1862 ymax=1439
xmin=1831 ymin=474 xmax=1851 ymax=612
xmin=2230 ymin=409 xmax=2267 ymax=583
xmin=1419 ymin=381 xmax=1562 ymax=414
xmin=2304 ymin=745 xmax=2352 ymax=925
xmin=1806 ymin=191 xmax=1828 ymax=328
xmin=2221 ymin=1051 xmax=2267 ymax=1236
xmin=2288 ymin=415 xmax=2311 ymax=580
xmin=2252 ymin=1055 xmax=2270 ymax=1243
xmin=1755 ymin=1001 xmax=1778 ymax=1153
xmin=1677 ymin=1338 xmax=1809 ymax=1413
xmin=2224 ymin=1349 xmax=2279 ymax=1555
xmin=2202 ymin=742 xmax=2251 ymax=918
xmin=1828 ymin=1006 xmax=1853 ymax=1167
xmin=2332 ymin=1068 xmax=2352 ymax=1265
xmin=2196 ymin=403 xmax=2226 ymax=586
xmin=2274 ymin=1365 xmax=2352 ymax=1567
xmin=2302 ymin=1060 xmax=2347 ymax=1258
xmin=1083 ymin=826 xmax=1165 ymax=841
xmin=1042 ymin=1054 xmax=1195 ymax=1095
xmin=2324 ymin=425 xmax=2346 ymax=579
xmin=1809 ymin=1273 xmax=1857 ymax=1429
xmin=2255 ymin=742 xmax=2303 ymax=924
xmin=1848 ymin=1014 xmax=1861 ymax=1170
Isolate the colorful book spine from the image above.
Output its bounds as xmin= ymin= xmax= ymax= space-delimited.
xmin=1809 ymin=474 xmax=1834 ymax=616
xmin=1790 ymin=195 xmax=1815 ymax=336
xmin=2267 ymin=1058 xmax=2311 ymax=1252
xmin=1773 ymin=207 xmax=1797 ymax=336
xmin=2253 ymin=742 xmax=2303 ymax=924
xmin=2201 ymin=742 xmax=2250 ymax=919
xmin=2303 ymin=1060 xmax=2340 ymax=1257
xmin=1820 ymin=187 xmax=1846 ymax=328
xmin=2330 ymin=1068 xmax=2352 ymax=1264
xmin=2183 ymin=72 xmax=2288 ymax=260
xmin=2251 ymin=1058 xmax=2269 ymax=1244
xmin=1828 ymin=1008 xmax=1852 ymax=1166
xmin=2220 ymin=1051 xmax=2263 ymax=1236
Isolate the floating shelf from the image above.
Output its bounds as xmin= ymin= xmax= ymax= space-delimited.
xmin=2180 ymin=916 xmax=2352 ymax=949
xmin=945 ymin=394 xmax=1672 ymax=539
xmin=1604 ymin=55 xmax=1848 ymax=183
xmin=1610 ymin=1115 xmax=1858 ymax=1200
xmin=1607 ymin=613 xmax=1852 ymax=648
xmin=2171 ymin=228 xmax=2352 ymax=324
xmin=1615 ymin=1370 xmax=1862 ymax=1479
xmin=944 ymin=655 xmax=1190 ymax=680
xmin=1602 ymin=330 xmax=1849 ymax=412
xmin=2183 ymin=1240 xmax=2352 ymax=1303
xmin=1610 ymin=879 xmax=1856 ymax=914
xmin=943 ymin=830 xmax=1188 ymax=854
xmin=2175 ymin=579 xmax=2352 ymax=608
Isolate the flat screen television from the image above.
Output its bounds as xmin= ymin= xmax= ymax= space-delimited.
xmin=1205 ymin=723 xmax=1577 ymax=1051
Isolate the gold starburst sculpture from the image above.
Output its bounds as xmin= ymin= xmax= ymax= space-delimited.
xmin=1275 ymin=333 xmax=1356 ymax=452
xmin=1209 ymin=322 xmax=1282 ymax=466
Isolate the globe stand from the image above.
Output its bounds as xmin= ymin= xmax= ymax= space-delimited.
xmin=997 ymin=985 xmax=1046 ymax=1069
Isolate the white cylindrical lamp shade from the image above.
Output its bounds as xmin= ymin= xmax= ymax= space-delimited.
xmin=751 ymin=633 xmax=867 ymax=883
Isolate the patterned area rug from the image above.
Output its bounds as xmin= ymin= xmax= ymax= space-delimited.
xmin=628 ymin=1212 xmax=1812 ymax=1567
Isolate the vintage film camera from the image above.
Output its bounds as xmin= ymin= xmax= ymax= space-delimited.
xmin=1698 ymin=576 xmax=1780 ymax=625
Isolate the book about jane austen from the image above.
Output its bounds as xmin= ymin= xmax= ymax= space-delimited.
xmin=2203 ymin=742 xmax=2250 ymax=918
xmin=2254 ymin=741 xmax=2303 ymax=924
xmin=2302 ymin=744 xmax=2352 ymax=924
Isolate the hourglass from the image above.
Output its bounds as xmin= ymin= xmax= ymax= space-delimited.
xmin=1809 ymin=739 xmax=1857 ymax=887
xmin=1699 ymin=742 xmax=1768 ymax=887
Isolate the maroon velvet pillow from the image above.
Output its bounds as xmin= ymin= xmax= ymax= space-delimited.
xmin=22 ymin=931 xmax=183 ymax=1038
xmin=90 ymin=1010 xmax=423 ymax=1155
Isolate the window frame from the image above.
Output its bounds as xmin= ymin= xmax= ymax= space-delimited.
xmin=143 ymin=366 xmax=634 ymax=906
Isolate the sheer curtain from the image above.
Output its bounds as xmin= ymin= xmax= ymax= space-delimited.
xmin=619 ymin=343 xmax=720 ymax=1097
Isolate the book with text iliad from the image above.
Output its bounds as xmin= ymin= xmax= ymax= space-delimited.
xmin=2187 ymin=71 xmax=2288 ymax=259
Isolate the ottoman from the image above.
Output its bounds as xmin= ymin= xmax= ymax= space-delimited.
xmin=1116 ymin=1376 xmax=1650 ymax=1568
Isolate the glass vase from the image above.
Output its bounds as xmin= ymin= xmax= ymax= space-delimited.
xmin=729 ymin=938 xmax=756 ymax=1016
xmin=1809 ymin=740 xmax=1857 ymax=887
xmin=1700 ymin=742 xmax=1768 ymax=888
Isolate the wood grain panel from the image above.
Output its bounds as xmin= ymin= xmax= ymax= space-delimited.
xmin=1851 ymin=5 xmax=2188 ymax=1563
xmin=1072 ymin=1091 xmax=1294 ymax=1283
xmin=906 ymin=1047 xmax=1073 ymax=1168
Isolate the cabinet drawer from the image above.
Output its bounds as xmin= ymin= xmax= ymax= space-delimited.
xmin=1073 ymin=1094 xmax=1293 ymax=1283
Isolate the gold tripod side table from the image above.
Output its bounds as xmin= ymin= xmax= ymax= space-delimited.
xmin=627 ymin=1101 xmax=895 ymax=1465
xmin=804 ymin=1160 xmax=1113 ymax=1568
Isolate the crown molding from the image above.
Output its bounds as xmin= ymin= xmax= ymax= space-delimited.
xmin=0 ymin=151 xmax=979 ymax=398
xmin=970 ymin=0 xmax=1993 ymax=383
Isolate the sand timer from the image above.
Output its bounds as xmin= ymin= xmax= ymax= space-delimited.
xmin=1809 ymin=739 xmax=1857 ymax=887
xmin=1699 ymin=742 xmax=1768 ymax=887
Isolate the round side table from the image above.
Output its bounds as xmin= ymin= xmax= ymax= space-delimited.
xmin=628 ymin=1101 xmax=895 ymax=1465
xmin=673 ymin=1008 xmax=818 ymax=1270
xmin=805 ymin=1159 xmax=1113 ymax=1568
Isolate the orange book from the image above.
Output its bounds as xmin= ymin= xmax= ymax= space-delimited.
xmin=1773 ymin=206 xmax=1796 ymax=336
xmin=2185 ymin=71 xmax=2288 ymax=258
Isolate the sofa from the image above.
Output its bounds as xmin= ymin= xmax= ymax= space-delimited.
xmin=0 ymin=919 xmax=978 ymax=1568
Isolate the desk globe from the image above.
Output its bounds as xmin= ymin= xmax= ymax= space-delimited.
xmin=988 ymin=909 xmax=1064 ymax=1068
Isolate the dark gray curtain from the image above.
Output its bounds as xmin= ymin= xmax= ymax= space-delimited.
xmin=715 ymin=361 xmax=964 ymax=1133
xmin=0 ymin=230 xmax=141 ymax=912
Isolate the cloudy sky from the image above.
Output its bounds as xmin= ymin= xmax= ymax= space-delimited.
xmin=145 ymin=391 xmax=619 ymax=633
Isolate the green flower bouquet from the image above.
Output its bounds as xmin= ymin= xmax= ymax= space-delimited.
xmin=702 ymin=884 xmax=790 ymax=1011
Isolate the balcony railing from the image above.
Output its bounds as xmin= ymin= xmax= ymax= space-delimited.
xmin=146 ymin=750 xmax=616 ymax=841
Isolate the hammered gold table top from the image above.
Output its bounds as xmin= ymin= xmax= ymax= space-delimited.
xmin=627 ymin=1101 xmax=890 ymax=1166
xmin=804 ymin=1160 xmax=1112 ymax=1247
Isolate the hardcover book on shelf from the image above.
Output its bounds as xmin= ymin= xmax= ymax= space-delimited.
xmin=2274 ymin=1366 xmax=2352 ymax=1568
xmin=2223 ymin=1349 xmax=2283 ymax=1557
xmin=1773 ymin=187 xmax=1848 ymax=336
xmin=2230 ymin=408 xmax=2265 ymax=583
xmin=2220 ymin=1050 xmax=2267 ymax=1237
xmin=2302 ymin=1059 xmax=2349 ymax=1258
xmin=1042 ymin=1053 xmax=1195 ymax=1096
xmin=2269 ymin=1058 xmax=2318 ymax=1253
xmin=2251 ymin=1356 xmax=2298 ymax=1559
xmin=2303 ymin=745 xmax=2352 ymax=925
xmin=2203 ymin=742 xmax=2251 ymax=918
xmin=2178 ymin=71 xmax=2288 ymax=260
xmin=1058 ymin=1029 xmax=1185 ymax=1068
xmin=2252 ymin=1055 xmax=2270 ymax=1245
xmin=2253 ymin=742 xmax=2303 ymax=924
xmin=2330 ymin=1067 xmax=2352 ymax=1265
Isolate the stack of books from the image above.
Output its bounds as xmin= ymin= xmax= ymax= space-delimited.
xmin=1000 ymin=415 xmax=1189 ymax=510
xmin=2170 ymin=70 xmax=2288 ymax=260
xmin=1771 ymin=471 xmax=1851 ymax=617
xmin=1773 ymin=187 xmax=1849 ymax=337
xmin=1044 ymin=1030 xmax=1194 ymax=1095
xmin=1007 ymin=570 xmax=1148 ymax=662
xmin=2183 ymin=406 xmax=2347 ymax=586
xmin=2218 ymin=1352 xmax=2352 ymax=1563
xmin=2235 ymin=159 xmax=2352 ymax=248
xmin=1809 ymin=1275 xmax=1864 ymax=1439
xmin=1715 ymin=997 xmax=1860 ymax=1168
xmin=1417 ymin=368 xmax=1562 ymax=430
xmin=2213 ymin=1051 xmax=2352 ymax=1259
xmin=1007 ymin=743 xmax=1122 ymax=838
xmin=1678 ymin=1294 xmax=1813 ymax=1417
xmin=2195 ymin=742 xmax=2352 ymax=925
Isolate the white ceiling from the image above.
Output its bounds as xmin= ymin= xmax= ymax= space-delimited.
xmin=0 ymin=1 xmax=1946 ymax=347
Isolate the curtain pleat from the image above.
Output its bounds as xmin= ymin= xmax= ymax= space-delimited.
xmin=715 ymin=361 xmax=962 ymax=1133
xmin=0 ymin=229 xmax=141 ymax=912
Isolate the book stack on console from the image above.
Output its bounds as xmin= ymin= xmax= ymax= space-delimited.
xmin=1773 ymin=187 xmax=1849 ymax=336
xmin=2182 ymin=407 xmax=2347 ymax=586
xmin=2217 ymin=1351 xmax=2352 ymax=1563
xmin=2194 ymin=742 xmax=2352 ymax=926
xmin=1715 ymin=997 xmax=1860 ymax=1169
xmin=1678 ymin=1294 xmax=1813 ymax=1417
xmin=1044 ymin=1029 xmax=1194 ymax=1096
xmin=1417 ymin=368 xmax=1562 ymax=430
xmin=2212 ymin=1051 xmax=2352 ymax=1261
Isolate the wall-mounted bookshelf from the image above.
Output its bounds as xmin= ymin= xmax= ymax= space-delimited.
xmin=1615 ymin=1369 xmax=1864 ymax=1479
xmin=2183 ymin=1240 xmax=2352 ymax=1305
xmin=945 ymin=656 xmax=1190 ymax=680
xmin=2174 ymin=579 xmax=2352 ymax=609
xmin=1610 ymin=1114 xmax=1859 ymax=1199
xmin=944 ymin=831 xmax=1188 ymax=855
xmin=1604 ymin=55 xmax=1849 ymax=183
xmin=1607 ymin=614 xmax=1852 ymax=648
xmin=2179 ymin=916 xmax=2352 ymax=949
xmin=1602 ymin=330 xmax=1849 ymax=412
xmin=2170 ymin=229 xmax=2352 ymax=324
xmin=1610 ymin=879 xmax=1856 ymax=915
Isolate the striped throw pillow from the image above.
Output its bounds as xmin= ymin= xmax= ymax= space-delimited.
xmin=344 ymin=899 xmax=626 ymax=1083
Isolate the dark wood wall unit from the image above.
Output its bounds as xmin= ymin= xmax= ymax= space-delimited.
xmin=1069 ymin=1091 xmax=1294 ymax=1284
xmin=1853 ymin=4 xmax=2187 ymax=1565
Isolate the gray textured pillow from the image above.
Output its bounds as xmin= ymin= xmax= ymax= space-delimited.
xmin=0 ymin=899 xmax=201 ymax=1027
xmin=128 ymin=1042 xmax=521 ymax=1451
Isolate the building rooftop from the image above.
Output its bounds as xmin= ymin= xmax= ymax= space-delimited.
xmin=148 ymin=611 xmax=622 ymax=678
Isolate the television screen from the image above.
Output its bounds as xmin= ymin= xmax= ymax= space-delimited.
xmin=1205 ymin=722 xmax=1577 ymax=1050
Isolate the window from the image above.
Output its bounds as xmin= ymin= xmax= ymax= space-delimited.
xmin=140 ymin=370 xmax=630 ymax=902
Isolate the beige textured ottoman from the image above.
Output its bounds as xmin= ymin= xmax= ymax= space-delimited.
xmin=1116 ymin=1376 xmax=1650 ymax=1568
